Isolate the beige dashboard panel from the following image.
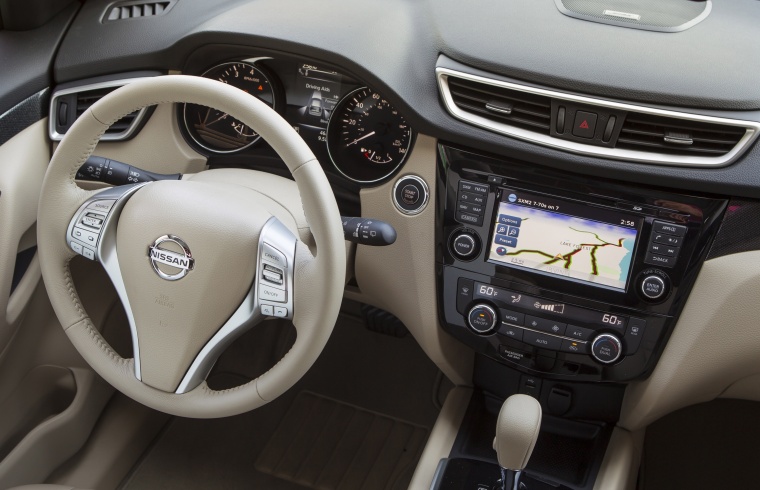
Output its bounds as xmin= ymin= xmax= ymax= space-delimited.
xmin=0 ymin=120 xmax=49 ymax=349
xmin=620 ymin=251 xmax=760 ymax=431
xmin=354 ymin=135 xmax=473 ymax=386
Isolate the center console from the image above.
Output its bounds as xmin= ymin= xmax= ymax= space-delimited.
xmin=434 ymin=144 xmax=728 ymax=489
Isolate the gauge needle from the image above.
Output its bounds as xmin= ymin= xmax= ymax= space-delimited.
xmin=346 ymin=131 xmax=376 ymax=147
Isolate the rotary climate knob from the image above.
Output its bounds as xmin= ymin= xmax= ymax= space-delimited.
xmin=467 ymin=304 xmax=498 ymax=334
xmin=591 ymin=333 xmax=623 ymax=364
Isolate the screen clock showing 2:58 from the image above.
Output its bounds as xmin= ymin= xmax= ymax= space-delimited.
xmin=487 ymin=189 xmax=643 ymax=291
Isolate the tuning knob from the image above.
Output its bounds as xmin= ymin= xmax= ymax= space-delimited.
xmin=467 ymin=304 xmax=498 ymax=334
xmin=451 ymin=232 xmax=480 ymax=260
xmin=591 ymin=333 xmax=623 ymax=364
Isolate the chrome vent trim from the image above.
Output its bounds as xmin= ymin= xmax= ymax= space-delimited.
xmin=103 ymin=0 xmax=176 ymax=22
xmin=437 ymin=67 xmax=760 ymax=168
xmin=49 ymin=78 xmax=154 ymax=142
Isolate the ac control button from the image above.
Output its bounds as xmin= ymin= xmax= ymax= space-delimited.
xmin=591 ymin=333 xmax=622 ymax=364
xmin=467 ymin=304 xmax=498 ymax=334
xmin=523 ymin=330 xmax=562 ymax=350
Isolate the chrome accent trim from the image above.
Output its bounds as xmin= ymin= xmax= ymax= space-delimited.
xmin=591 ymin=333 xmax=623 ymax=364
xmin=49 ymin=78 xmax=155 ymax=141
xmin=175 ymin=216 xmax=297 ymax=394
xmin=147 ymin=234 xmax=194 ymax=281
xmin=67 ymin=183 xmax=150 ymax=380
xmin=554 ymin=0 xmax=712 ymax=33
xmin=436 ymin=67 xmax=760 ymax=168
xmin=392 ymin=174 xmax=429 ymax=216
xmin=467 ymin=304 xmax=497 ymax=334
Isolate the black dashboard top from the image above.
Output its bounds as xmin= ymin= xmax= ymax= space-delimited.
xmin=47 ymin=0 xmax=760 ymax=198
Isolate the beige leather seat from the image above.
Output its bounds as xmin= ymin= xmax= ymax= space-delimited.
xmin=8 ymin=485 xmax=91 ymax=490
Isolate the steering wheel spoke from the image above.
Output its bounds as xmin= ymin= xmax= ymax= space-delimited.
xmin=175 ymin=216 xmax=297 ymax=394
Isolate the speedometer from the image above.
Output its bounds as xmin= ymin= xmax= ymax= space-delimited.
xmin=327 ymin=87 xmax=414 ymax=183
xmin=182 ymin=61 xmax=277 ymax=153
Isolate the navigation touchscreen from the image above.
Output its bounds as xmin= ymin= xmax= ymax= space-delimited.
xmin=487 ymin=188 xmax=643 ymax=291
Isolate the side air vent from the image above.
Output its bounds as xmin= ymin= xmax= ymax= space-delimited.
xmin=617 ymin=113 xmax=745 ymax=157
xmin=103 ymin=1 xmax=176 ymax=22
xmin=50 ymin=78 xmax=155 ymax=142
xmin=447 ymin=76 xmax=551 ymax=134
xmin=437 ymin=66 xmax=760 ymax=167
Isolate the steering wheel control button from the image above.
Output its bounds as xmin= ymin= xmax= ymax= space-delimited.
xmin=523 ymin=330 xmax=562 ymax=350
xmin=148 ymin=235 xmax=195 ymax=281
xmin=393 ymin=175 xmax=429 ymax=215
xmin=274 ymin=306 xmax=288 ymax=318
xmin=69 ymin=241 xmax=83 ymax=255
xmin=467 ymin=304 xmax=498 ymax=334
xmin=261 ymin=243 xmax=287 ymax=269
xmin=591 ymin=334 xmax=623 ymax=364
xmin=259 ymin=284 xmax=286 ymax=303
xmin=261 ymin=304 xmax=274 ymax=316
xmin=640 ymin=275 xmax=666 ymax=299
xmin=86 ymin=199 xmax=116 ymax=214
xmin=72 ymin=226 xmax=99 ymax=246
xmin=81 ymin=213 xmax=105 ymax=229
xmin=452 ymin=233 xmax=478 ymax=259
xmin=262 ymin=264 xmax=285 ymax=287
xmin=572 ymin=111 xmax=598 ymax=139
xmin=82 ymin=247 xmax=96 ymax=260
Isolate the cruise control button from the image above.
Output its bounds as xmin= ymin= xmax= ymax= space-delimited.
xmin=259 ymin=285 xmax=286 ymax=303
xmin=653 ymin=221 xmax=687 ymax=237
xmin=566 ymin=325 xmax=594 ymax=340
xmin=525 ymin=315 xmax=567 ymax=336
xmin=261 ymin=242 xmax=287 ymax=269
xmin=498 ymin=325 xmax=524 ymax=341
xmin=523 ymin=330 xmax=562 ymax=350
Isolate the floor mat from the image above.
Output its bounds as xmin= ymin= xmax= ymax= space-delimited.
xmin=255 ymin=392 xmax=428 ymax=490
xmin=118 ymin=307 xmax=444 ymax=490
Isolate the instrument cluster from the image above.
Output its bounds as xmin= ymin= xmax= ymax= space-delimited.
xmin=178 ymin=56 xmax=415 ymax=185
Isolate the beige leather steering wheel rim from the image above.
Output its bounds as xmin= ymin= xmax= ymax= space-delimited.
xmin=37 ymin=75 xmax=346 ymax=418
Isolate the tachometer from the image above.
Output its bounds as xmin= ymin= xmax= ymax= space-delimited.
xmin=183 ymin=61 xmax=277 ymax=153
xmin=327 ymin=87 xmax=414 ymax=183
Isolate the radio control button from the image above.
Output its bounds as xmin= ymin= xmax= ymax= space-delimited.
xmin=459 ymin=181 xmax=488 ymax=195
xmin=560 ymin=339 xmax=587 ymax=354
xmin=498 ymin=324 xmax=524 ymax=341
xmin=591 ymin=334 xmax=622 ymax=364
xmin=467 ymin=304 xmax=498 ymax=334
xmin=653 ymin=221 xmax=687 ymax=237
xmin=644 ymin=251 xmax=677 ymax=268
xmin=452 ymin=233 xmax=478 ymax=259
xmin=649 ymin=242 xmax=679 ymax=257
xmin=566 ymin=325 xmax=594 ymax=341
xmin=455 ymin=211 xmax=483 ymax=227
xmin=487 ymin=175 xmax=503 ymax=185
xmin=523 ymin=330 xmax=562 ymax=350
xmin=525 ymin=315 xmax=567 ymax=336
xmin=640 ymin=275 xmax=666 ymax=299
xmin=458 ymin=191 xmax=486 ymax=205
xmin=652 ymin=233 xmax=682 ymax=247
xmin=457 ymin=201 xmax=484 ymax=215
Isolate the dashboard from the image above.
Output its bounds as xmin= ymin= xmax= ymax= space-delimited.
xmin=4 ymin=0 xmax=760 ymax=488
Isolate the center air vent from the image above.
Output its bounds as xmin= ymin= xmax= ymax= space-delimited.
xmin=447 ymin=77 xmax=551 ymax=135
xmin=50 ymin=78 xmax=156 ymax=142
xmin=617 ymin=113 xmax=745 ymax=157
xmin=103 ymin=1 xmax=176 ymax=22
xmin=437 ymin=66 xmax=760 ymax=167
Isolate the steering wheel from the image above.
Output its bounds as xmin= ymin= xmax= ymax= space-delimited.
xmin=37 ymin=76 xmax=346 ymax=418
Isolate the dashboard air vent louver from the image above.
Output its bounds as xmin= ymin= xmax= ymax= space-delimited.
xmin=103 ymin=1 xmax=176 ymax=22
xmin=75 ymin=87 xmax=139 ymax=136
xmin=617 ymin=113 xmax=746 ymax=157
xmin=447 ymin=76 xmax=552 ymax=135
xmin=50 ymin=77 xmax=156 ymax=142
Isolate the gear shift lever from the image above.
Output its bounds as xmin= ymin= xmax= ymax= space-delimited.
xmin=493 ymin=394 xmax=542 ymax=489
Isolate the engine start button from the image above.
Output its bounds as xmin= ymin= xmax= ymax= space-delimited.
xmin=393 ymin=175 xmax=429 ymax=215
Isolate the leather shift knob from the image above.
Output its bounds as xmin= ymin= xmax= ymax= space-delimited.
xmin=493 ymin=394 xmax=542 ymax=471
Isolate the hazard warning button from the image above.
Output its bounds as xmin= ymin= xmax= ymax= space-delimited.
xmin=572 ymin=111 xmax=598 ymax=139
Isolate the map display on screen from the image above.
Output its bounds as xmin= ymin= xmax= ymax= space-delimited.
xmin=488 ymin=192 xmax=639 ymax=291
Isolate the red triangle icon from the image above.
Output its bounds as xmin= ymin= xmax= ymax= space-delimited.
xmin=579 ymin=120 xmax=589 ymax=129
